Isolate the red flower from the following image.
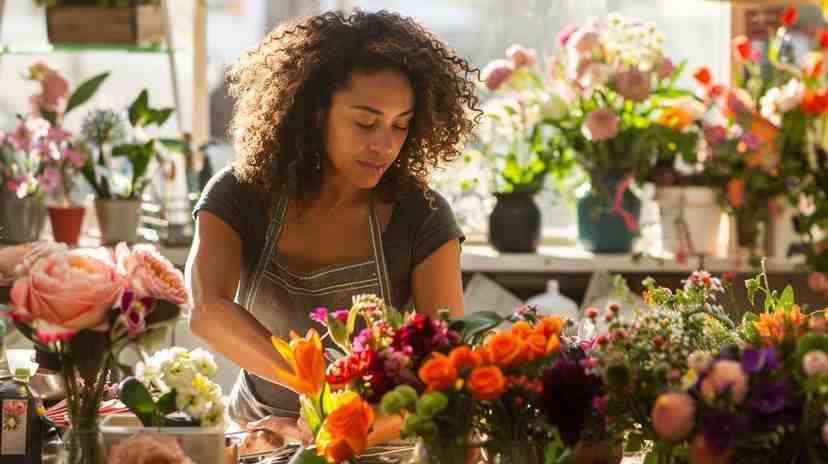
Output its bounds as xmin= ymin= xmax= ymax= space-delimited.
xmin=819 ymin=29 xmax=828 ymax=50
xmin=781 ymin=8 xmax=798 ymax=28
xmin=326 ymin=349 xmax=375 ymax=387
xmin=732 ymin=36 xmax=751 ymax=61
xmin=693 ymin=66 xmax=712 ymax=86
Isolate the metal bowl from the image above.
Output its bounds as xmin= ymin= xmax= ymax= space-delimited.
xmin=29 ymin=371 xmax=66 ymax=402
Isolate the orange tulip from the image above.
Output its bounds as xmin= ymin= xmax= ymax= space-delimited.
xmin=419 ymin=352 xmax=458 ymax=392
xmin=537 ymin=316 xmax=566 ymax=338
xmin=319 ymin=393 xmax=375 ymax=462
xmin=511 ymin=321 xmax=534 ymax=339
xmin=488 ymin=332 xmax=526 ymax=367
xmin=449 ymin=346 xmax=483 ymax=371
xmin=547 ymin=334 xmax=562 ymax=354
xmin=271 ymin=329 xmax=326 ymax=398
xmin=468 ymin=366 xmax=507 ymax=400
xmin=727 ymin=179 xmax=746 ymax=209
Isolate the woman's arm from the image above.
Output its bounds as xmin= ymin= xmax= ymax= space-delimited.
xmin=410 ymin=238 xmax=464 ymax=318
xmin=185 ymin=211 xmax=289 ymax=383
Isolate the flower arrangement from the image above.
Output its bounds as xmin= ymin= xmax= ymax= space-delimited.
xmin=579 ymin=271 xmax=738 ymax=459
xmin=649 ymin=268 xmax=828 ymax=463
xmin=79 ymin=89 xmax=173 ymax=200
xmin=119 ymin=347 xmax=226 ymax=428
xmin=5 ymin=240 xmax=188 ymax=463
xmin=473 ymin=44 xmax=572 ymax=195
xmin=544 ymin=13 xmax=700 ymax=200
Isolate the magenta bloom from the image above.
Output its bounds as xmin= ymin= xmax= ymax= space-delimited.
xmin=615 ymin=68 xmax=652 ymax=102
xmin=330 ymin=309 xmax=350 ymax=324
xmin=582 ymin=109 xmax=620 ymax=141
xmin=482 ymin=59 xmax=515 ymax=91
xmin=556 ymin=24 xmax=578 ymax=48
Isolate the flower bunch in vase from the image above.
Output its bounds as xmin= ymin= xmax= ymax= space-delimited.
xmin=650 ymin=269 xmax=828 ymax=463
xmin=5 ymin=240 xmax=189 ymax=464
xmin=544 ymin=13 xmax=699 ymax=253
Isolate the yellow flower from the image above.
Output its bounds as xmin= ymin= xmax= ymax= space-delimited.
xmin=271 ymin=329 xmax=326 ymax=398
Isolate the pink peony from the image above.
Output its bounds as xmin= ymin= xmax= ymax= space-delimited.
xmin=506 ymin=44 xmax=538 ymax=68
xmin=10 ymin=249 xmax=123 ymax=339
xmin=116 ymin=243 xmax=188 ymax=304
xmin=481 ymin=59 xmax=515 ymax=91
xmin=108 ymin=432 xmax=193 ymax=464
xmin=556 ymin=24 xmax=579 ymax=48
xmin=808 ymin=272 xmax=828 ymax=292
xmin=652 ymin=391 xmax=696 ymax=441
xmin=700 ymin=360 xmax=748 ymax=405
xmin=802 ymin=350 xmax=828 ymax=377
xmin=582 ymin=109 xmax=620 ymax=141
xmin=658 ymin=57 xmax=676 ymax=79
xmin=615 ymin=68 xmax=652 ymax=102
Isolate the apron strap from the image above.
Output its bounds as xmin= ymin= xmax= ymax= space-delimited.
xmin=244 ymin=195 xmax=289 ymax=309
xmin=368 ymin=194 xmax=394 ymax=304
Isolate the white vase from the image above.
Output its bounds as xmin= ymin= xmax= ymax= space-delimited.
xmin=655 ymin=186 xmax=724 ymax=257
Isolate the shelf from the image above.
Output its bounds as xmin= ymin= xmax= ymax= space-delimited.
xmin=0 ymin=43 xmax=179 ymax=54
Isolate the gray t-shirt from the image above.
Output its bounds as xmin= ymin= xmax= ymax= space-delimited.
xmin=192 ymin=166 xmax=464 ymax=310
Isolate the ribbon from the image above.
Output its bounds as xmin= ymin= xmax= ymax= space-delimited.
xmin=613 ymin=177 xmax=638 ymax=232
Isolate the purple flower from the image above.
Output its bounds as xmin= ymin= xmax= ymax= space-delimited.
xmin=352 ymin=328 xmax=372 ymax=353
xmin=740 ymin=132 xmax=760 ymax=151
xmin=310 ymin=307 xmax=328 ymax=325
xmin=702 ymin=410 xmax=750 ymax=453
xmin=541 ymin=357 xmax=603 ymax=446
xmin=124 ymin=306 xmax=145 ymax=336
xmin=747 ymin=378 xmax=789 ymax=416
xmin=392 ymin=314 xmax=460 ymax=361
xmin=740 ymin=347 xmax=778 ymax=374
xmin=119 ymin=289 xmax=154 ymax=336
xmin=705 ymin=125 xmax=727 ymax=146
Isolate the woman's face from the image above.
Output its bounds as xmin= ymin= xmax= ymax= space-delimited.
xmin=321 ymin=68 xmax=415 ymax=190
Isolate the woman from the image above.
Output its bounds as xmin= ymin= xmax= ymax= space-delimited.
xmin=186 ymin=9 xmax=480 ymax=432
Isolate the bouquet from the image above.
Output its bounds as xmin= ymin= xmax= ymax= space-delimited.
xmin=119 ymin=347 xmax=226 ymax=428
xmin=5 ymin=240 xmax=188 ymax=463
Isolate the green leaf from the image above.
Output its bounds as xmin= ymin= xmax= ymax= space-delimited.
xmin=292 ymin=449 xmax=328 ymax=464
xmin=156 ymin=391 xmax=178 ymax=416
xmin=321 ymin=382 xmax=334 ymax=416
xmin=129 ymin=89 xmax=149 ymax=126
xmin=147 ymin=108 xmax=174 ymax=127
xmin=780 ymin=285 xmax=795 ymax=311
xmin=346 ymin=305 xmax=359 ymax=336
xmin=450 ymin=311 xmax=503 ymax=343
xmin=81 ymin=157 xmax=105 ymax=197
xmin=119 ymin=377 xmax=157 ymax=426
xmin=65 ymin=72 xmax=109 ymax=115
xmin=300 ymin=396 xmax=322 ymax=435
xmin=327 ymin=318 xmax=349 ymax=353
xmin=41 ymin=110 xmax=58 ymax=126
xmin=643 ymin=449 xmax=659 ymax=464
xmin=625 ymin=433 xmax=646 ymax=453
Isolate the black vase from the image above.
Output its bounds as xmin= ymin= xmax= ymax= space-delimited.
xmin=488 ymin=192 xmax=541 ymax=253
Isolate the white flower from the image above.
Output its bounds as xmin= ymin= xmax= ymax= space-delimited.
xmin=162 ymin=359 xmax=196 ymax=390
xmin=539 ymin=91 xmax=568 ymax=120
xmin=580 ymin=62 xmax=614 ymax=88
xmin=175 ymin=387 xmax=197 ymax=413
xmin=190 ymin=348 xmax=218 ymax=379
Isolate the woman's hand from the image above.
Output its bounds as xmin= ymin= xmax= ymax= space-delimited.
xmin=244 ymin=415 xmax=313 ymax=446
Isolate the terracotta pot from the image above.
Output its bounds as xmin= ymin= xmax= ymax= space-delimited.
xmin=48 ymin=205 xmax=86 ymax=245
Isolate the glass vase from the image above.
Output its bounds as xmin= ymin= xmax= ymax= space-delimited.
xmin=56 ymin=417 xmax=107 ymax=464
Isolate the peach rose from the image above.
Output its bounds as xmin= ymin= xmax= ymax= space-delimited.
xmin=418 ymin=352 xmax=458 ymax=392
xmin=700 ymin=360 xmax=748 ymax=405
xmin=652 ymin=392 xmax=696 ymax=441
xmin=468 ymin=366 xmax=506 ymax=400
xmin=10 ymin=249 xmax=123 ymax=340
xmin=116 ymin=243 xmax=188 ymax=304
xmin=488 ymin=332 xmax=526 ymax=367
xmin=108 ymin=432 xmax=193 ymax=464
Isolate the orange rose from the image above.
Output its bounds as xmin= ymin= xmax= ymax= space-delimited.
xmin=468 ymin=366 xmax=506 ymax=400
xmin=418 ymin=352 xmax=458 ymax=392
xmin=727 ymin=179 xmax=745 ymax=209
xmin=488 ymin=332 xmax=525 ymax=367
xmin=547 ymin=334 xmax=562 ymax=354
xmin=321 ymin=393 xmax=374 ymax=462
xmin=526 ymin=333 xmax=548 ymax=360
xmin=474 ymin=346 xmax=493 ymax=365
xmin=537 ymin=316 xmax=565 ymax=338
xmin=449 ymin=346 xmax=482 ymax=371
xmin=511 ymin=321 xmax=534 ymax=339
xmin=657 ymin=107 xmax=693 ymax=130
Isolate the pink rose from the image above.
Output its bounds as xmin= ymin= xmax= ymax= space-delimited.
xmin=652 ymin=391 xmax=696 ymax=441
xmin=116 ymin=243 xmax=188 ymax=304
xmin=571 ymin=27 xmax=601 ymax=55
xmin=10 ymin=249 xmax=123 ymax=339
xmin=700 ymin=360 xmax=748 ymax=405
xmin=482 ymin=59 xmax=515 ymax=91
xmin=809 ymin=272 xmax=828 ymax=292
xmin=582 ymin=109 xmax=620 ymax=141
xmin=556 ymin=24 xmax=579 ymax=48
xmin=108 ymin=432 xmax=193 ymax=464
xmin=658 ymin=58 xmax=676 ymax=79
xmin=39 ymin=70 xmax=69 ymax=111
xmin=802 ymin=350 xmax=828 ymax=377
xmin=506 ymin=44 xmax=538 ymax=68
xmin=13 ymin=240 xmax=68 ymax=277
xmin=615 ymin=68 xmax=652 ymax=102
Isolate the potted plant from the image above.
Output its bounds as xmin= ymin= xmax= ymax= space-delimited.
xmin=543 ymin=14 xmax=698 ymax=253
xmin=474 ymin=44 xmax=572 ymax=253
xmin=26 ymin=61 xmax=109 ymax=245
xmin=79 ymin=89 xmax=173 ymax=244
xmin=32 ymin=0 xmax=165 ymax=47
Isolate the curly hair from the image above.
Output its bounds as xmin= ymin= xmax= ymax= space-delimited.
xmin=226 ymin=9 xmax=481 ymax=208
